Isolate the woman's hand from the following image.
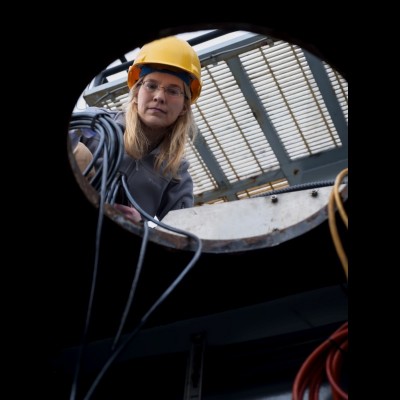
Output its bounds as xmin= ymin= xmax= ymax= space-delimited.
xmin=113 ymin=203 xmax=142 ymax=223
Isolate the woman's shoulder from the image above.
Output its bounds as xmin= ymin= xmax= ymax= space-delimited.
xmin=180 ymin=157 xmax=190 ymax=170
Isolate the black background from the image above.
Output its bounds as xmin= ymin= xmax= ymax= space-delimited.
xmin=6 ymin=7 xmax=361 ymax=399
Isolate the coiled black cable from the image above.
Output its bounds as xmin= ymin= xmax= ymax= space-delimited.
xmin=69 ymin=110 xmax=125 ymax=195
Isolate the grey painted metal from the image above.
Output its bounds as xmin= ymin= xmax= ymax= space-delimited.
xmin=226 ymin=56 xmax=294 ymax=183
xmin=84 ymin=77 xmax=128 ymax=108
xmin=196 ymin=32 xmax=274 ymax=67
xmin=192 ymin=132 xmax=234 ymax=200
xmin=195 ymin=168 xmax=286 ymax=204
xmin=283 ymin=146 xmax=348 ymax=185
xmin=304 ymin=49 xmax=348 ymax=148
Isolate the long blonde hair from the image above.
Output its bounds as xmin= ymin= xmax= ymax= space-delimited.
xmin=123 ymin=77 xmax=197 ymax=179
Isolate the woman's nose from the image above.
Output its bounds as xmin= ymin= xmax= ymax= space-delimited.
xmin=152 ymin=88 xmax=166 ymax=101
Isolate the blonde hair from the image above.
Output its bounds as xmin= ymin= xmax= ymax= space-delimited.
xmin=123 ymin=77 xmax=197 ymax=179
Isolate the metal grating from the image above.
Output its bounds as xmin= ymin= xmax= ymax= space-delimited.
xmin=80 ymin=30 xmax=348 ymax=206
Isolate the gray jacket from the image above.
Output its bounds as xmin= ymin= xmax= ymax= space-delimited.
xmin=80 ymin=107 xmax=194 ymax=221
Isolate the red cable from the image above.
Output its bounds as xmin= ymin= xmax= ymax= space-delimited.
xmin=308 ymin=362 xmax=324 ymax=400
xmin=326 ymin=327 xmax=348 ymax=400
xmin=292 ymin=335 xmax=331 ymax=399
xmin=292 ymin=322 xmax=348 ymax=400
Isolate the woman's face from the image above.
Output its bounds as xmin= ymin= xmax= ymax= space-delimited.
xmin=135 ymin=71 xmax=187 ymax=130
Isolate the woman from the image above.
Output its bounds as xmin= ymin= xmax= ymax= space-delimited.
xmin=76 ymin=35 xmax=202 ymax=223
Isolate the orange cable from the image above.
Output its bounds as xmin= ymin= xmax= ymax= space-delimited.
xmin=328 ymin=168 xmax=348 ymax=280
xmin=333 ymin=168 xmax=348 ymax=229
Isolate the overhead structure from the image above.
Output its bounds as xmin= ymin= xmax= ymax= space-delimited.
xmin=81 ymin=30 xmax=348 ymax=207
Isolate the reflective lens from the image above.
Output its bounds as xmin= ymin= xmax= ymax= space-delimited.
xmin=142 ymin=81 xmax=184 ymax=97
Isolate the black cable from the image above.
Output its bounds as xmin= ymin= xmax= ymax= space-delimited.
xmin=69 ymin=111 xmax=124 ymax=194
xmin=111 ymin=220 xmax=149 ymax=350
xmin=105 ymin=172 xmax=123 ymax=205
xmin=69 ymin=135 xmax=109 ymax=400
xmin=82 ymin=175 xmax=203 ymax=400
xmin=69 ymin=110 xmax=203 ymax=399
xmin=68 ymin=110 xmax=124 ymax=399
xmin=255 ymin=179 xmax=348 ymax=198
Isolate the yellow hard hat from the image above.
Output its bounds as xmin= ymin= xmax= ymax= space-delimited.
xmin=127 ymin=36 xmax=202 ymax=104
